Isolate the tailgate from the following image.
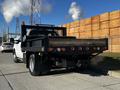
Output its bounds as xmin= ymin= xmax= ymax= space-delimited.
xmin=48 ymin=38 xmax=108 ymax=53
xmin=49 ymin=38 xmax=108 ymax=47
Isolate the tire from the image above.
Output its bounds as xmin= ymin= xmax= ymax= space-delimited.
xmin=13 ymin=52 xmax=20 ymax=63
xmin=75 ymin=59 xmax=90 ymax=72
xmin=81 ymin=59 xmax=91 ymax=69
xmin=29 ymin=54 xmax=40 ymax=76
xmin=80 ymin=63 xmax=89 ymax=70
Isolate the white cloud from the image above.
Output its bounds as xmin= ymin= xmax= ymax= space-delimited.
xmin=69 ymin=2 xmax=82 ymax=20
xmin=2 ymin=0 xmax=52 ymax=23
xmin=2 ymin=0 xmax=31 ymax=23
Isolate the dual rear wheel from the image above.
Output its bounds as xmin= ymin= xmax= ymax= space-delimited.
xmin=28 ymin=54 xmax=91 ymax=76
xmin=29 ymin=54 xmax=50 ymax=76
xmin=29 ymin=54 xmax=40 ymax=76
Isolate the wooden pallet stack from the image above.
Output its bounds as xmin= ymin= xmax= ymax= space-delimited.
xmin=80 ymin=18 xmax=92 ymax=38
xmin=109 ymin=10 xmax=120 ymax=52
xmin=91 ymin=15 xmax=100 ymax=38
xmin=62 ymin=10 xmax=120 ymax=52
xmin=100 ymin=12 xmax=109 ymax=38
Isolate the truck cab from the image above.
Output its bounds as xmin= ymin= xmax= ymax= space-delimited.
xmin=13 ymin=27 xmax=60 ymax=63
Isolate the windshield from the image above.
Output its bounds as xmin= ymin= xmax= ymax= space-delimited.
xmin=28 ymin=29 xmax=59 ymax=36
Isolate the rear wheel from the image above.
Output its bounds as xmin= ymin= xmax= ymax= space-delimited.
xmin=29 ymin=53 xmax=50 ymax=76
xmin=29 ymin=54 xmax=40 ymax=76
xmin=80 ymin=61 xmax=90 ymax=70
xmin=75 ymin=59 xmax=91 ymax=71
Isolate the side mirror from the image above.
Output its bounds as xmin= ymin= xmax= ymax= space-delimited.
xmin=14 ymin=40 xmax=20 ymax=44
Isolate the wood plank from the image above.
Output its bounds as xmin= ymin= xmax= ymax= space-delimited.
xmin=100 ymin=12 xmax=110 ymax=22
xmin=85 ymin=25 xmax=92 ymax=31
xmin=100 ymin=21 xmax=109 ymax=29
xmin=92 ymin=23 xmax=100 ymax=30
xmin=99 ymin=29 xmax=109 ymax=38
xmin=110 ymin=10 xmax=120 ymax=20
xmin=84 ymin=18 xmax=91 ymax=25
xmin=92 ymin=30 xmax=100 ymax=38
xmin=110 ymin=27 xmax=120 ymax=36
xmin=110 ymin=19 xmax=120 ymax=28
xmin=92 ymin=15 xmax=100 ymax=23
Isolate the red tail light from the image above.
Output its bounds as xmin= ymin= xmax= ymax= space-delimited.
xmin=61 ymin=48 xmax=66 ymax=52
xmin=48 ymin=48 xmax=54 ymax=52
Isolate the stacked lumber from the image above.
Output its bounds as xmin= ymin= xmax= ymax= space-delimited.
xmin=62 ymin=10 xmax=120 ymax=52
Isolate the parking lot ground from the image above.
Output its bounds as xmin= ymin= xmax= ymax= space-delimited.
xmin=0 ymin=53 xmax=120 ymax=90
xmin=4 ymin=72 xmax=109 ymax=90
xmin=0 ymin=71 xmax=2 ymax=76
xmin=0 ymin=75 xmax=12 ymax=90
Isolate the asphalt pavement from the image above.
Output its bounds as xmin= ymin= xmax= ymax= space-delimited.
xmin=0 ymin=52 xmax=120 ymax=90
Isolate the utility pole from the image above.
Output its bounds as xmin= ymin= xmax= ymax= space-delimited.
xmin=30 ymin=0 xmax=34 ymax=25
xmin=5 ymin=17 xmax=20 ymax=41
xmin=16 ymin=17 xmax=20 ymax=37
xmin=30 ymin=0 xmax=41 ymax=25
xmin=7 ymin=27 xmax=9 ymax=40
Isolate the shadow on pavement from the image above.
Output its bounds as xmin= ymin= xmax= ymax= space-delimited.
xmin=90 ymin=56 xmax=120 ymax=76
xmin=42 ymin=56 xmax=120 ymax=77
xmin=39 ymin=68 xmax=107 ymax=77
xmin=40 ymin=69 xmax=75 ymax=76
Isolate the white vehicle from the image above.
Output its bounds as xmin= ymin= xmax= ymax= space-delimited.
xmin=13 ymin=30 xmax=32 ymax=63
xmin=13 ymin=36 xmax=23 ymax=63
xmin=0 ymin=42 xmax=13 ymax=53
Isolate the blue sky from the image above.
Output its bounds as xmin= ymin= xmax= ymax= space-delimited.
xmin=0 ymin=0 xmax=120 ymax=35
